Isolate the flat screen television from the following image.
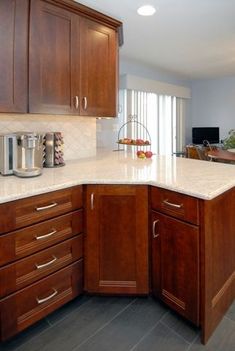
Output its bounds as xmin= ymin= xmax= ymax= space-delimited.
xmin=192 ymin=127 xmax=220 ymax=144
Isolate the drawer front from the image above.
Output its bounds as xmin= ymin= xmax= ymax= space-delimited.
xmin=0 ymin=260 xmax=83 ymax=341
xmin=0 ymin=235 xmax=83 ymax=298
xmin=0 ymin=186 xmax=83 ymax=233
xmin=0 ymin=210 xmax=83 ymax=266
xmin=151 ymin=187 xmax=199 ymax=225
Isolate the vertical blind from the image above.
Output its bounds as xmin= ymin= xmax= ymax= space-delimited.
xmin=119 ymin=89 xmax=185 ymax=155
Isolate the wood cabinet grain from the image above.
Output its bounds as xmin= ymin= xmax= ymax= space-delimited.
xmin=85 ymin=185 xmax=149 ymax=294
xmin=151 ymin=187 xmax=199 ymax=225
xmin=0 ymin=261 xmax=83 ymax=341
xmin=80 ymin=18 xmax=118 ymax=117
xmin=29 ymin=0 xmax=119 ymax=116
xmin=0 ymin=210 xmax=83 ymax=266
xmin=0 ymin=186 xmax=83 ymax=233
xmin=0 ymin=0 xmax=121 ymax=115
xmin=0 ymin=235 xmax=83 ymax=297
xmin=29 ymin=0 xmax=80 ymax=114
xmin=151 ymin=210 xmax=199 ymax=325
xmin=0 ymin=0 xmax=28 ymax=112
xmin=0 ymin=185 xmax=84 ymax=342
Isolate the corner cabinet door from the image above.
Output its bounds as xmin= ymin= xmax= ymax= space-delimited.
xmin=85 ymin=185 xmax=149 ymax=294
xmin=29 ymin=0 xmax=80 ymax=114
xmin=80 ymin=19 xmax=118 ymax=117
xmin=0 ymin=0 xmax=28 ymax=113
xmin=152 ymin=211 xmax=200 ymax=325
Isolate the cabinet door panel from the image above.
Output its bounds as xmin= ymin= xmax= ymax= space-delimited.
xmin=86 ymin=185 xmax=149 ymax=294
xmin=152 ymin=211 xmax=199 ymax=325
xmin=29 ymin=0 xmax=79 ymax=114
xmin=0 ymin=0 xmax=28 ymax=112
xmin=80 ymin=19 xmax=118 ymax=117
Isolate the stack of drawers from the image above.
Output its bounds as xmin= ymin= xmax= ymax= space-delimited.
xmin=0 ymin=186 xmax=83 ymax=341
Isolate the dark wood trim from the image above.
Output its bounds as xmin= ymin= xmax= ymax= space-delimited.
xmin=42 ymin=0 xmax=122 ymax=33
xmin=199 ymin=188 xmax=235 ymax=343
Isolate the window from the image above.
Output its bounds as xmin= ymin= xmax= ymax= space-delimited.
xmin=119 ymin=89 xmax=186 ymax=155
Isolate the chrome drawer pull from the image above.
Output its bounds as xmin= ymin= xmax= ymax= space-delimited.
xmin=74 ymin=95 xmax=79 ymax=109
xmin=35 ymin=202 xmax=58 ymax=211
xmin=152 ymin=219 xmax=160 ymax=238
xmin=35 ymin=255 xmax=57 ymax=269
xmin=36 ymin=288 xmax=58 ymax=304
xmin=83 ymin=96 xmax=88 ymax=110
xmin=35 ymin=229 xmax=57 ymax=240
xmin=163 ymin=199 xmax=183 ymax=209
xmin=91 ymin=193 xmax=94 ymax=210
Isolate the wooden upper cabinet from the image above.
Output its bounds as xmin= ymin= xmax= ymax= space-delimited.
xmin=29 ymin=0 xmax=120 ymax=116
xmin=80 ymin=18 xmax=118 ymax=117
xmin=0 ymin=0 xmax=28 ymax=113
xmin=29 ymin=0 xmax=79 ymax=114
xmin=85 ymin=185 xmax=149 ymax=294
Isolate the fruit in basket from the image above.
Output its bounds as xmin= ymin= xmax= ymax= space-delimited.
xmin=136 ymin=150 xmax=146 ymax=158
xmin=136 ymin=139 xmax=145 ymax=145
xmin=144 ymin=140 xmax=150 ymax=145
xmin=125 ymin=138 xmax=132 ymax=144
xmin=145 ymin=151 xmax=153 ymax=158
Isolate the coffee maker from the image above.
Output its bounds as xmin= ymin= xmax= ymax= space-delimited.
xmin=13 ymin=132 xmax=45 ymax=177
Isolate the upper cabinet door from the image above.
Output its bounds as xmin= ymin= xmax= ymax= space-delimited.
xmin=80 ymin=18 xmax=118 ymax=117
xmin=29 ymin=0 xmax=79 ymax=114
xmin=0 ymin=0 xmax=28 ymax=113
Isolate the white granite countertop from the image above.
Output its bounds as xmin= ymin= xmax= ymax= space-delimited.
xmin=0 ymin=151 xmax=235 ymax=204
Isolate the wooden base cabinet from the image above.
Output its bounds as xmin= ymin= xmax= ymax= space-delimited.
xmin=85 ymin=185 xmax=149 ymax=294
xmin=0 ymin=186 xmax=84 ymax=342
xmin=0 ymin=261 xmax=83 ymax=341
xmin=151 ymin=211 xmax=199 ymax=325
xmin=151 ymin=186 xmax=235 ymax=344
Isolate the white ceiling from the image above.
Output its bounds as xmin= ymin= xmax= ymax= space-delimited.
xmin=76 ymin=0 xmax=235 ymax=79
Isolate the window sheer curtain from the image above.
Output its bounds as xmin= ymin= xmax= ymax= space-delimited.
xmin=119 ymin=89 xmax=186 ymax=155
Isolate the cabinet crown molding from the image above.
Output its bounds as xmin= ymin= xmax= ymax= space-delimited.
xmin=44 ymin=0 xmax=123 ymax=42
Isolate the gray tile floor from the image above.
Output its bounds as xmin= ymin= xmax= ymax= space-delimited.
xmin=0 ymin=296 xmax=234 ymax=351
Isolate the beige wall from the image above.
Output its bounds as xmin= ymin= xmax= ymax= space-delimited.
xmin=0 ymin=114 xmax=97 ymax=161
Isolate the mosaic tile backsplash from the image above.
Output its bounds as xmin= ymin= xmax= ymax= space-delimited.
xmin=0 ymin=114 xmax=97 ymax=160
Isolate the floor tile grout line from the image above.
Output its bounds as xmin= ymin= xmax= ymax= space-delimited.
xmin=46 ymin=318 xmax=53 ymax=327
xmin=224 ymin=315 xmax=235 ymax=324
xmin=160 ymin=320 xmax=194 ymax=345
xmin=129 ymin=310 xmax=170 ymax=351
xmin=44 ymin=298 xmax=92 ymax=327
xmin=14 ymin=298 xmax=92 ymax=351
xmin=186 ymin=332 xmax=201 ymax=351
xmin=72 ymin=298 xmax=137 ymax=351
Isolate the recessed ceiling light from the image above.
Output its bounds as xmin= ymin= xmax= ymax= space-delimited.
xmin=137 ymin=5 xmax=156 ymax=16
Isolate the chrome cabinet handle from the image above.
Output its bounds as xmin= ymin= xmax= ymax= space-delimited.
xmin=35 ymin=255 xmax=57 ymax=269
xmin=35 ymin=229 xmax=57 ymax=240
xmin=74 ymin=96 xmax=79 ymax=109
xmin=163 ymin=199 xmax=183 ymax=209
xmin=152 ymin=219 xmax=160 ymax=238
xmin=35 ymin=202 xmax=58 ymax=211
xmin=36 ymin=288 xmax=58 ymax=304
xmin=83 ymin=96 xmax=88 ymax=110
xmin=91 ymin=193 xmax=94 ymax=210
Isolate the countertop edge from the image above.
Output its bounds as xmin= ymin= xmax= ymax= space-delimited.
xmin=0 ymin=178 xmax=234 ymax=204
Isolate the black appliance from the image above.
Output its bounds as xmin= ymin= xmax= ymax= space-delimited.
xmin=192 ymin=127 xmax=219 ymax=144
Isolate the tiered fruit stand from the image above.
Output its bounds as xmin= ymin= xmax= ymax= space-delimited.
xmin=116 ymin=115 xmax=152 ymax=153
